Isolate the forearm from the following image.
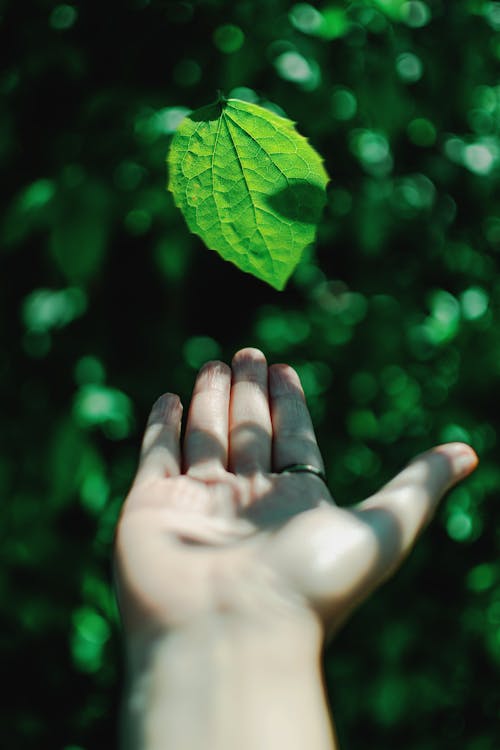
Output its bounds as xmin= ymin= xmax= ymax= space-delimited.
xmin=121 ymin=620 xmax=338 ymax=750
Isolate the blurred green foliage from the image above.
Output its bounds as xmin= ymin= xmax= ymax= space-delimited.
xmin=1 ymin=0 xmax=499 ymax=747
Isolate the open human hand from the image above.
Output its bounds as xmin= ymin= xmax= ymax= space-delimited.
xmin=114 ymin=348 xmax=478 ymax=644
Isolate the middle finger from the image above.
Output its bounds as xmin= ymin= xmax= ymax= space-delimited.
xmin=229 ymin=348 xmax=272 ymax=475
xmin=184 ymin=360 xmax=231 ymax=478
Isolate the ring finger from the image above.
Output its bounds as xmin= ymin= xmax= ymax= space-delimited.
xmin=269 ymin=363 xmax=325 ymax=475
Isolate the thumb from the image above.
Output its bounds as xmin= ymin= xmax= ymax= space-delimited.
xmin=354 ymin=442 xmax=479 ymax=579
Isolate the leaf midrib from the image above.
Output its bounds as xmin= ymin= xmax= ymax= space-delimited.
xmin=219 ymin=110 xmax=270 ymax=263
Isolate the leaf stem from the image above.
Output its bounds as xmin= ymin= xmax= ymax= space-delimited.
xmin=216 ymin=89 xmax=228 ymax=107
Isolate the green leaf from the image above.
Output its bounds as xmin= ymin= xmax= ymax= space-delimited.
xmin=167 ymin=97 xmax=329 ymax=290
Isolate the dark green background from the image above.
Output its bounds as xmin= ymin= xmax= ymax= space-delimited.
xmin=1 ymin=0 xmax=499 ymax=747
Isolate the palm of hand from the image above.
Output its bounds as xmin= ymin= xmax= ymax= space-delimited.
xmin=115 ymin=349 xmax=475 ymax=638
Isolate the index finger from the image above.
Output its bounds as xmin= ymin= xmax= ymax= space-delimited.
xmin=134 ymin=393 xmax=183 ymax=483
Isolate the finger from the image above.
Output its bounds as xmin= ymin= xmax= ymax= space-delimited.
xmin=269 ymin=363 xmax=325 ymax=475
xmin=184 ymin=360 xmax=231 ymax=479
xmin=229 ymin=348 xmax=272 ymax=475
xmin=135 ymin=393 xmax=183 ymax=483
xmin=354 ymin=442 xmax=479 ymax=581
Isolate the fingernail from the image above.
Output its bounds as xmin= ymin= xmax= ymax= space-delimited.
xmin=151 ymin=394 xmax=167 ymax=413
xmin=454 ymin=452 xmax=478 ymax=475
xmin=446 ymin=443 xmax=478 ymax=476
xmin=150 ymin=393 xmax=181 ymax=420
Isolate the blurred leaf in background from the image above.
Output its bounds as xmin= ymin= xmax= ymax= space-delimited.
xmin=1 ymin=0 xmax=500 ymax=747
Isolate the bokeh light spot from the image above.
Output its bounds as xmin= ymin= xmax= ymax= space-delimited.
xmin=347 ymin=409 xmax=379 ymax=439
xmin=74 ymin=607 xmax=110 ymax=643
xmin=370 ymin=675 xmax=407 ymax=725
xmin=19 ymin=179 xmax=55 ymax=211
xmin=467 ymin=563 xmax=497 ymax=592
xmin=422 ymin=289 xmax=460 ymax=344
xmin=392 ymin=173 xmax=436 ymax=214
xmin=468 ymin=108 xmax=494 ymax=135
xmin=135 ymin=106 xmax=191 ymax=142
xmin=316 ymin=6 xmax=351 ymax=39
xmin=407 ymin=117 xmax=436 ymax=146
xmin=80 ymin=472 xmax=110 ymax=514
xmin=351 ymin=130 xmax=392 ymax=175
xmin=372 ymin=0 xmax=406 ymax=20
xmin=344 ymin=443 xmax=379 ymax=476
xmin=154 ymin=236 xmax=191 ymax=281
xmin=294 ymin=361 xmax=332 ymax=396
xmin=380 ymin=365 xmax=408 ymax=395
xmin=472 ymin=84 xmax=497 ymax=113
xmin=73 ymin=385 xmax=133 ymax=439
xmin=289 ymin=4 xmax=350 ymax=39
xmin=228 ymin=86 xmax=259 ymax=103
xmin=484 ymin=216 xmax=500 ymax=245
xmin=157 ymin=106 xmax=191 ymax=134
xmin=463 ymin=143 xmax=496 ymax=175
xmin=358 ymin=6 xmax=387 ymax=33
xmin=331 ymin=87 xmax=357 ymax=120
xmin=183 ymin=336 xmax=222 ymax=369
xmin=460 ymin=287 xmax=489 ymax=320
xmin=444 ymin=136 xmax=465 ymax=164
xmin=357 ymin=131 xmax=388 ymax=162
xmin=274 ymin=51 xmax=321 ymax=90
xmin=484 ymin=1 xmax=500 ymax=30
xmin=22 ymin=288 xmax=87 ymax=333
xmin=213 ymin=24 xmax=245 ymax=54
xmin=74 ymin=356 xmax=106 ymax=386
xmin=71 ymin=607 xmax=110 ymax=673
xmin=173 ymin=59 xmax=202 ymax=87
xmin=446 ymin=511 xmax=474 ymax=541
xmin=289 ymin=3 xmax=324 ymax=34
xmin=124 ymin=209 xmax=151 ymax=235
xmin=396 ymin=52 xmax=423 ymax=82
xmin=114 ymin=160 xmax=145 ymax=191
xmin=440 ymin=423 xmax=471 ymax=443
xmin=255 ymin=308 xmax=310 ymax=353
xmin=50 ymin=4 xmax=78 ymax=30
xmin=401 ymin=1 xmax=431 ymax=27
xmin=379 ymin=411 xmax=404 ymax=442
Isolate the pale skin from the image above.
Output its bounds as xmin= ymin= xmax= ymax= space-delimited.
xmin=114 ymin=347 xmax=479 ymax=750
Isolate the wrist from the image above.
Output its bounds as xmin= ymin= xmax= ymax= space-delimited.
xmin=121 ymin=616 xmax=337 ymax=750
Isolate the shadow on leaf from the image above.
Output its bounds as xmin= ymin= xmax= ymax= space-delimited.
xmin=188 ymin=101 xmax=225 ymax=123
xmin=265 ymin=179 xmax=327 ymax=225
